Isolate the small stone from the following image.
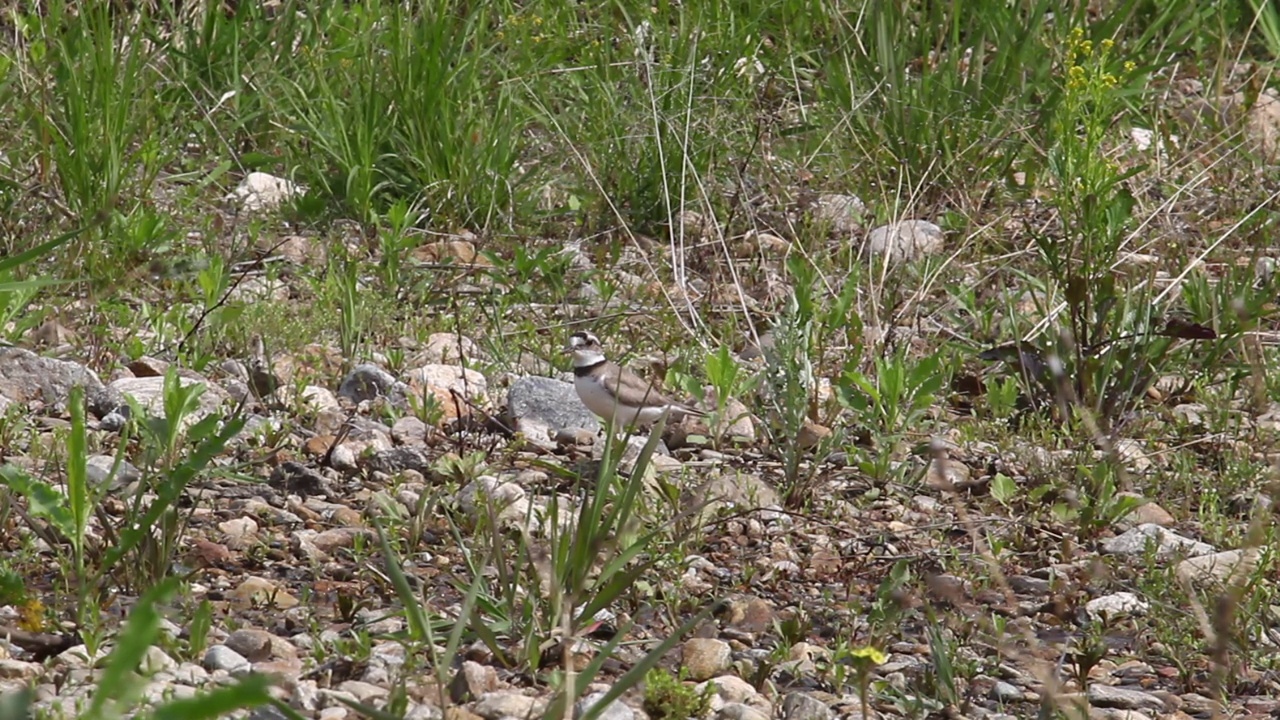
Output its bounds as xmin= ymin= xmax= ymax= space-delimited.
xmin=992 ymin=681 xmax=1023 ymax=703
xmin=406 ymin=364 xmax=488 ymax=404
xmin=1175 ymin=549 xmax=1261 ymax=587
xmin=85 ymin=454 xmax=142 ymax=489
xmin=1086 ymin=684 xmax=1168 ymax=712
xmin=723 ymin=596 xmax=775 ymax=634
xmin=796 ymin=421 xmax=831 ymax=451
xmin=392 ymin=415 xmax=429 ymax=445
xmin=224 ymin=172 xmax=305 ymax=212
xmin=416 ymin=333 xmax=482 ymax=365
xmin=1113 ymin=439 xmax=1152 ymax=473
xmin=811 ymin=194 xmax=866 ymax=234
xmin=1102 ymin=524 xmax=1214 ymax=560
xmin=719 ymin=703 xmax=770 ymax=720
xmin=229 ymin=576 xmax=300 ymax=609
xmin=414 ymin=240 xmax=491 ymax=266
xmin=506 ymin=376 xmax=600 ymax=446
xmin=574 ymin=691 xmax=634 ymax=720
xmin=337 ymin=364 xmax=405 ymax=404
xmin=866 ymin=220 xmax=944 ymax=263
xmin=473 ymin=692 xmax=544 ymax=720
xmin=1119 ymin=496 xmax=1175 ymax=528
xmin=203 ymin=645 xmax=251 ymax=674
xmin=698 ymin=675 xmax=763 ymax=705
xmin=298 ymin=386 xmax=340 ymax=413
xmin=450 ymin=660 xmax=498 ymax=703
xmin=0 ymin=658 xmax=45 ymax=681
xmin=0 ymin=347 xmax=108 ymax=413
xmin=781 ymin=692 xmax=833 ymax=720
xmin=336 ymin=680 xmax=389 ymax=702
xmin=224 ymin=629 xmax=276 ymax=662
xmin=274 ymin=235 xmax=327 ymax=266
xmin=1085 ymin=592 xmax=1149 ymax=620
xmin=734 ymin=230 xmax=791 ymax=258
xmin=682 ymin=638 xmax=732 ymax=681
xmin=926 ymin=458 xmax=972 ymax=490
xmin=110 ymin=375 xmax=229 ymax=425
xmin=217 ymin=515 xmax=257 ymax=538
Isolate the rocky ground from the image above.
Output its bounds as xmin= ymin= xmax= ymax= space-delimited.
xmin=0 ymin=169 xmax=1278 ymax=719
xmin=2 ymin=10 xmax=1280 ymax=718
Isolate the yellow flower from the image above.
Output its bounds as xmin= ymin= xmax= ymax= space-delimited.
xmin=850 ymin=646 xmax=887 ymax=665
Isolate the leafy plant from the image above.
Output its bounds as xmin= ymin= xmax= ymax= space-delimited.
xmin=1051 ymin=462 xmax=1143 ymax=540
xmin=643 ymin=668 xmax=713 ymax=720
xmin=0 ymin=371 xmax=244 ymax=654
xmin=838 ymin=350 xmax=948 ymax=480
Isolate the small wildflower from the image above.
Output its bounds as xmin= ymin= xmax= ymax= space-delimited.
xmin=850 ymin=646 xmax=887 ymax=665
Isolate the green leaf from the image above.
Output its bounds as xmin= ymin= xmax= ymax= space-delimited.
xmin=0 ymin=466 xmax=77 ymax=538
xmin=990 ymin=473 xmax=1018 ymax=505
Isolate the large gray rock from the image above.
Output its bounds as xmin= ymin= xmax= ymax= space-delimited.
xmin=109 ymin=375 xmax=230 ymax=425
xmin=506 ymin=376 xmax=600 ymax=447
xmin=0 ymin=347 xmax=116 ymax=415
xmin=337 ymin=364 xmax=407 ymax=404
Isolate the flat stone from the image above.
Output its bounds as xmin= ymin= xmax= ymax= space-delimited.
xmin=450 ymin=660 xmax=498 ymax=703
xmin=1087 ymin=684 xmax=1168 ymax=712
xmin=110 ymin=375 xmax=230 ymax=424
xmin=1102 ymin=524 xmax=1214 ymax=560
xmin=1085 ymin=592 xmax=1149 ymax=620
xmin=473 ymin=692 xmax=544 ymax=720
xmin=85 ymin=454 xmax=142 ymax=489
xmin=1175 ymin=549 xmax=1261 ymax=587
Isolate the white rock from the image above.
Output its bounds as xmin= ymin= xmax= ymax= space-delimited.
xmin=224 ymin=172 xmax=305 ymax=212
xmin=1102 ymin=524 xmax=1214 ymax=560
xmin=1085 ymin=592 xmax=1149 ymax=620
xmin=866 ymin=220 xmax=944 ymax=263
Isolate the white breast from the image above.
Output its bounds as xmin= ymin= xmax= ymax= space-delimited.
xmin=574 ymin=374 xmax=669 ymax=427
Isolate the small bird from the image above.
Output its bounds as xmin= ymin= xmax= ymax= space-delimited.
xmin=565 ymin=331 xmax=706 ymax=428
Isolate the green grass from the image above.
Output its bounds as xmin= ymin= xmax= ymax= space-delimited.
xmin=2 ymin=0 xmax=1280 ymax=716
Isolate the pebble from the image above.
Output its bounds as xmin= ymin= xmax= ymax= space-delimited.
xmin=682 ymin=638 xmax=732 ymax=681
